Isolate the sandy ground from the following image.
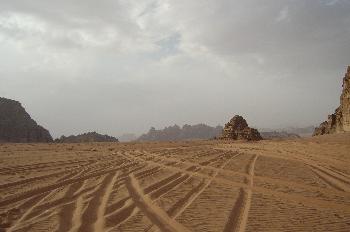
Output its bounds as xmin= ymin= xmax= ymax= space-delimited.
xmin=0 ymin=133 xmax=350 ymax=232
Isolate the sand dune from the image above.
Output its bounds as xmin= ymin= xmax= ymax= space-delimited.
xmin=1 ymin=134 xmax=350 ymax=232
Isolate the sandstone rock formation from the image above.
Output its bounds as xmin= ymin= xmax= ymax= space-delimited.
xmin=0 ymin=97 xmax=53 ymax=142
xmin=314 ymin=66 xmax=350 ymax=136
xmin=55 ymin=132 xmax=118 ymax=143
xmin=220 ymin=115 xmax=262 ymax=141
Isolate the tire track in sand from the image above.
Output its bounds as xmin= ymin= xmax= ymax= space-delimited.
xmin=144 ymin=152 xmax=239 ymax=232
xmin=5 ymin=170 xmax=85 ymax=232
xmin=77 ymin=171 xmax=119 ymax=232
xmin=310 ymin=167 xmax=350 ymax=192
xmin=6 ymin=189 xmax=60 ymax=232
xmin=125 ymin=174 xmax=191 ymax=232
xmin=0 ymin=162 xmax=135 ymax=207
xmin=105 ymin=166 xmax=200 ymax=230
xmin=223 ymin=154 xmax=258 ymax=232
xmin=172 ymin=152 xmax=239 ymax=219
xmin=7 ymin=170 xmax=92 ymax=232
xmin=57 ymin=180 xmax=87 ymax=232
xmin=289 ymin=156 xmax=350 ymax=192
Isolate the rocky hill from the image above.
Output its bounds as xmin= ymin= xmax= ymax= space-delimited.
xmin=314 ymin=66 xmax=350 ymax=136
xmin=55 ymin=132 xmax=118 ymax=143
xmin=220 ymin=115 xmax=262 ymax=141
xmin=0 ymin=97 xmax=53 ymax=143
xmin=138 ymin=124 xmax=223 ymax=141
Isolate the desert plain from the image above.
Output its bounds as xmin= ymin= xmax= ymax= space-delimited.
xmin=1 ymin=133 xmax=350 ymax=232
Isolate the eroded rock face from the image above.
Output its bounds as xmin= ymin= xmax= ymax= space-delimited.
xmin=341 ymin=66 xmax=350 ymax=131
xmin=314 ymin=66 xmax=350 ymax=136
xmin=220 ymin=115 xmax=262 ymax=141
xmin=0 ymin=97 xmax=53 ymax=142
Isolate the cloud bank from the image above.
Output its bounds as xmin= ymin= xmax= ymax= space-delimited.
xmin=0 ymin=0 xmax=349 ymax=137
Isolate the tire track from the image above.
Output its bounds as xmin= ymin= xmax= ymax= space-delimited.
xmin=287 ymin=156 xmax=350 ymax=192
xmin=20 ymin=174 xmax=106 ymax=231
xmin=0 ymin=159 xmax=121 ymax=200
xmin=144 ymin=153 xmax=239 ymax=232
xmin=172 ymin=153 xmax=238 ymax=219
xmin=105 ymin=170 xmax=195 ymax=229
xmin=6 ymin=189 xmax=60 ymax=232
xmin=9 ymin=185 xmax=94 ymax=232
xmin=122 ymin=150 xmax=248 ymax=182
xmin=68 ymin=189 xmax=85 ymax=232
xmin=104 ymin=162 xmax=204 ymax=230
xmin=223 ymin=154 xmax=258 ymax=232
xmin=57 ymin=180 xmax=87 ymax=232
xmin=0 ymin=161 xmax=136 ymax=207
xmin=122 ymin=151 xmax=350 ymax=213
xmin=311 ymin=167 xmax=350 ymax=192
xmin=314 ymin=165 xmax=350 ymax=185
xmin=125 ymin=174 xmax=191 ymax=232
xmin=77 ymin=171 xmax=119 ymax=232
xmin=3 ymin=145 xmax=349 ymax=232
xmin=0 ymin=160 xmax=84 ymax=175
xmin=93 ymin=172 xmax=119 ymax=232
xmin=0 ymin=171 xmax=75 ymax=189
xmin=3 ymin=170 xmax=85 ymax=232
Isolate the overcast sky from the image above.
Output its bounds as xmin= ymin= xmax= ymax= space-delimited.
xmin=0 ymin=0 xmax=349 ymax=138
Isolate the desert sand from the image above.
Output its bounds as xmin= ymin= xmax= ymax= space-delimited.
xmin=1 ymin=133 xmax=350 ymax=232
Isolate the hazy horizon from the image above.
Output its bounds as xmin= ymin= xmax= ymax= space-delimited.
xmin=1 ymin=0 xmax=349 ymax=138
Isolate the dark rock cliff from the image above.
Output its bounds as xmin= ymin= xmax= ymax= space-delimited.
xmin=0 ymin=97 xmax=53 ymax=142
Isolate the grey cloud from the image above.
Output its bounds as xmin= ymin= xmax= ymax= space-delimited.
xmin=170 ymin=1 xmax=350 ymax=73
xmin=0 ymin=0 xmax=349 ymax=138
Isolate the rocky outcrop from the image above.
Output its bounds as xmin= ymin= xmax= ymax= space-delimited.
xmin=220 ymin=115 xmax=262 ymax=141
xmin=314 ymin=66 xmax=350 ymax=136
xmin=0 ymin=97 xmax=53 ymax=143
xmin=55 ymin=132 xmax=118 ymax=143
xmin=341 ymin=66 xmax=350 ymax=131
xmin=138 ymin=124 xmax=223 ymax=141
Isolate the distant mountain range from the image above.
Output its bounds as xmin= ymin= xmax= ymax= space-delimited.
xmin=260 ymin=131 xmax=300 ymax=140
xmin=55 ymin=132 xmax=118 ymax=143
xmin=259 ymin=126 xmax=315 ymax=137
xmin=138 ymin=124 xmax=223 ymax=141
